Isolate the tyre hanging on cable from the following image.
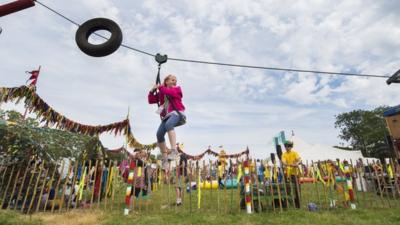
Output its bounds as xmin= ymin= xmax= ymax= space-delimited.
xmin=75 ymin=17 xmax=123 ymax=57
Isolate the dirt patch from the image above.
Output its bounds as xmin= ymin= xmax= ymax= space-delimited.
xmin=30 ymin=210 xmax=104 ymax=225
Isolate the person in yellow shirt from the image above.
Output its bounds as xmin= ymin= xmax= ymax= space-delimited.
xmin=281 ymin=140 xmax=301 ymax=208
xmin=217 ymin=150 xmax=227 ymax=189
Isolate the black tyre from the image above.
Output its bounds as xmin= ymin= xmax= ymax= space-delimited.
xmin=75 ymin=18 xmax=123 ymax=57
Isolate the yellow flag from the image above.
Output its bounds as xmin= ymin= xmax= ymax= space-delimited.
xmin=78 ymin=167 xmax=86 ymax=200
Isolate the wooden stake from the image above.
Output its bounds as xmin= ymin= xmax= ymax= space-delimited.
xmin=14 ymin=160 xmax=32 ymax=210
xmin=377 ymin=160 xmax=392 ymax=208
xmin=365 ymin=159 xmax=378 ymax=208
xmin=229 ymin=160 xmax=234 ymax=214
xmin=217 ymin=163 xmax=220 ymax=214
xmin=28 ymin=160 xmax=45 ymax=214
xmin=311 ymin=161 xmax=321 ymax=208
xmin=96 ymin=161 xmax=104 ymax=209
xmin=35 ymin=166 xmax=49 ymax=213
xmin=196 ymin=161 xmax=200 ymax=211
xmin=7 ymin=168 xmax=20 ymax=210
xmin=278 ymin=161 xmax=290 ymax=209
xmin=0 ymin=166 xmax=9 ymax=192
xmin=237 ymin=160 xmax=241 ymax=213
xmin=390 ymin=159 xmax=400 ymax=199
xmin=318 ymin=161 xmax=329 ymax=210
xmin=167 ymin=160 xmax=171 ymax=211
xmin=90 ymin=160 xmax=98 ymax=209
xmin=80 ymin=160 xmax=92 ymax=210
xmin=274 ymin=163 xmax=283 ymax=212
xmin=174 ymin=159 xmax=178 ymax=213
xmin=21 ymin=160 xmax=38 ymax=212
xmin=207 ymin=160 xmax=212 ymax=213
xmin=0 ymin=165 xmax=14 ymax=208
xmin=51 ymin=160 xmax=66 ymax=213
xmin=370 ymin=160 xmax=386 ymax=208
xmin=268 ymin=164 xmax=276 ymax=212
xmin=66 ymin=160 xmax=79 ymax=211
xmin=104 ymin=161 xmax=112 ymax=210
xmin=189 ymin=162 xmax=192 ymax=214
xmin=350 ymin=159 xmax=363 ymax=208
xmin=44 ymin=161 xmax=58 ymax=212
xmin=58 ymin=162 xmax=72 ymax=212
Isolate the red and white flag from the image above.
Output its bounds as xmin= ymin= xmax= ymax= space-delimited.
xmin=26 ymin=66 xmax=41 ymax=86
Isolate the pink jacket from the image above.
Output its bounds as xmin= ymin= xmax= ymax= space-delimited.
xmin=148 ymin=85 xmax=185 ymax=117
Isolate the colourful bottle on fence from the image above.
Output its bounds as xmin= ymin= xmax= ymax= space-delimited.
xmin=243 ymin=160 xmax=252 ymax=214
xmin=343 ymin=161 xmax=356 ymax=209
xmin=124 ymin=161 xmax=135 ymax=215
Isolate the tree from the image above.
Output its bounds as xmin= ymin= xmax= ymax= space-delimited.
xmin=334 ymin=106 xmax=394 ymax=158
xmin=0 ymin=109 xmax=104 ymax=165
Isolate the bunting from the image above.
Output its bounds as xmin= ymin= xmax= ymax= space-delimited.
xmin=0 ymin=85 xmax=250 ymax=154
xmin=177 ymin=145 xmax=249 ymax=161
xmin=0 ymin=85 xmax=156 ymax=150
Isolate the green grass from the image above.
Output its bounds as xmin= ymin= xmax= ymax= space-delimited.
xmin=1 ymin=181 xmax=399 ymax=225
xmin=0 ymin=211 xmax=41 ymax=225
xmin=100 ymin=208 xmax=400 ymax=225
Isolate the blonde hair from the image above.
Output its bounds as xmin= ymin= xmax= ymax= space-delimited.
xmin=163 ymin=74 xmax=176 ymax=86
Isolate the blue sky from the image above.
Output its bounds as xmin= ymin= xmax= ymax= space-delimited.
xmin=0 ymin=0 xmax=399 ymax=159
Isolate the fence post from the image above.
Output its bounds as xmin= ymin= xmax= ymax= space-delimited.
xmin=13 ymin=160 xmax=32 ymax=210
xmin=44 ymin=161 xmax=59 ymax=212
xmin=90 ymin=160 xmax=99 ymax=210
xmin=0 ymin=165 xmax=14 ymax=208
xmin=51 ymin=160 xmax=66 ymax=213
xmin=66 ymin=160 xmax=79 ymax=211
xmin=27 ymin=160 xmax=45 ymax=214
xmin=35 ymin=165 xmax=50 ymax=213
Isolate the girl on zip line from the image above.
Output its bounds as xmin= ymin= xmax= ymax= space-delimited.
xmin=148 ymin=74 xmax=186 ymax=170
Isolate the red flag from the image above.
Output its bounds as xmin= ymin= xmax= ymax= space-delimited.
xmin=26 ymin=66 xmax=40 ymax=86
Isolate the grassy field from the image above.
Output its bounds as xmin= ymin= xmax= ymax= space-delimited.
xmin=0 ymin=182 xmax=399 ymax=225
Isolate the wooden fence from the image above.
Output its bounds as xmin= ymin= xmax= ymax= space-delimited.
xmin=0 ymin=157 xmax=399 ymax=215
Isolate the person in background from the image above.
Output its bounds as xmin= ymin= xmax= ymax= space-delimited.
xmin=282 ymin=140 xmax=301 ymax=208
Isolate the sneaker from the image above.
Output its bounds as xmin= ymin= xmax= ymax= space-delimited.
xmin=162 ymin=158 xmax=169 ymax=170
xmin=168 ymin=149 xmax=178 ymax=160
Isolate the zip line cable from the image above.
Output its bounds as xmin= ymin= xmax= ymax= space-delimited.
xmin=34 ymin=0 xmax=391 ymax=79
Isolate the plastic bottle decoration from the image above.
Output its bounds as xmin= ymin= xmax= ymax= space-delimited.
xmin=343 ymin=161 xmax=356 ymax=209
xmin=124 ymin=161 xmax=135 ymax=215
xmin=243 ymin=160 xmax=252 ymax=214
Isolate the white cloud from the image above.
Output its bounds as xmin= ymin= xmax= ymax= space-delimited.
xmin=0 ymin=0 xmax=399 ymax=158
